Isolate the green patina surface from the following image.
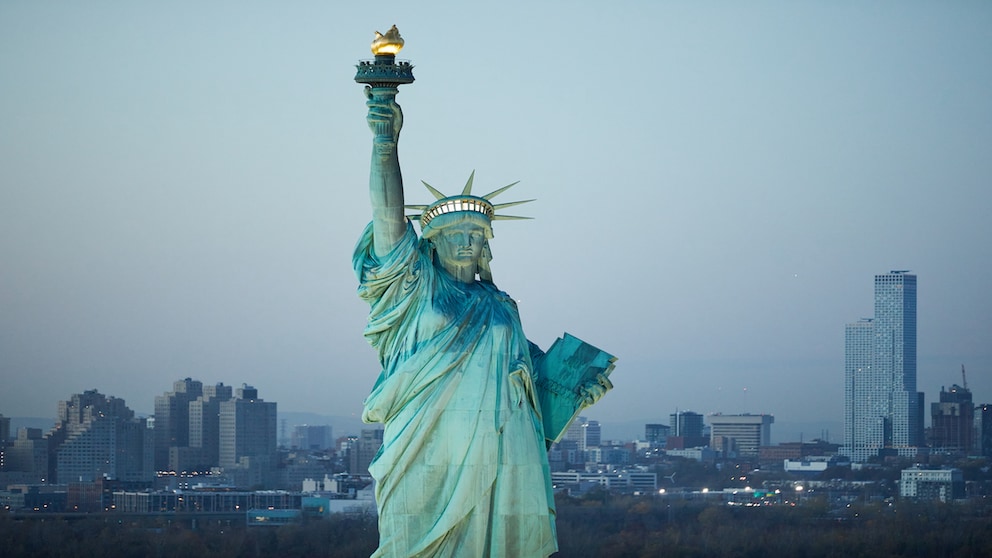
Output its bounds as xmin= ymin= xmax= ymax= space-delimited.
xmin=354 ymin=28 xmax=614 ymax=557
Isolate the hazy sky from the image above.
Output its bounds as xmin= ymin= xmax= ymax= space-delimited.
xmin=2 ymin=1 xmax=990 ymax=441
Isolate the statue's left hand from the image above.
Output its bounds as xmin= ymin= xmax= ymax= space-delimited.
xmin=578 ymin=373 xmax=613 ymax=408
xmin=365 ymin=86 xmax=404 ymax=145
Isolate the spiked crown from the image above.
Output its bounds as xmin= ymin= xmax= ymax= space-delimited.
xmin=405 ymin=171 xmax=534 ymax=231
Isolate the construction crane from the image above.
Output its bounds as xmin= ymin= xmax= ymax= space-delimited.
xmin=962 ymin=364 xmax=969 ymax=391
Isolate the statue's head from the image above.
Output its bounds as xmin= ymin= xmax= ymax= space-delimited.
xmin=423 ymin=211 xmax=494 ymax=282
xmin=406 ymin=172 xmax=532 ymax=282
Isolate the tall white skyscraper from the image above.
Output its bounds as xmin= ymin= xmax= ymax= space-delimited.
xmin=843 ymin=271 xmax=923 ymax=462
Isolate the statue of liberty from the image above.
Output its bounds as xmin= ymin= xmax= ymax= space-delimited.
xmin=353 ymin=26 xmax=614 ymax=558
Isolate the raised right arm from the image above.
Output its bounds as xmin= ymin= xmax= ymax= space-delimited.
xmin=366 ymin=88 xmax=408 ymax=257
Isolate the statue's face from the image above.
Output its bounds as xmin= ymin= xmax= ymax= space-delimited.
xmin=434 ymin=222 xmax=486 ymax=272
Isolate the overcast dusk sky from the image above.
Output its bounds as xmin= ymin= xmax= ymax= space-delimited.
xmin=2 ymin=1 xmax=990 ymax=441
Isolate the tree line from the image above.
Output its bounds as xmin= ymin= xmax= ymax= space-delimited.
xmin=2 ymin=494 xmax=991 ymax=557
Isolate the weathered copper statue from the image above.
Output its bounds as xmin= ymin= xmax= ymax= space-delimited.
xmin=354 ymin=26 xmax=613 ymax=557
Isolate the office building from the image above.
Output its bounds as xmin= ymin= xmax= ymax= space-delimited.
xmin=707 ymin=413 xmax=774 ymax=457
xmin=563 ymin=417 xmax=585 ymax=450
xmin=582 ymin=420 xmax=601 ymax=450
xmin=50 ymin=390 xmax=153 ymax=483
xmin=348 ymin=429 xmax=383 ymax=476
xmin=219 ymin=384 xmax=277 ymax=470
xmin=187 ymin=382 xmax=234 ymax=470
xmin=899 ymin=467 xmax=964 ymax=501
xmin=4 ymin=428 xmax=49 ymax=481
xmin=0 ymin=414 xmax=10 ymax=443
xmin=844 ymin=318 xmax=878 ymax=462
xmin=153 ymin=378 xmax=203 ymax=470
xmin=843 ymin=271 xmax=923 ymax=462
xmin=668 ymin=410 xmax=707 ymax=449
xmin=291 ymin=425 xmax=334 ymax=451
xmin=644 ymin=423 xmax=670 ymax=447
xmin=975 ymin=404 xmax=992 ymax=457
xmin=930 ymin=384 xmax=974 ymax=454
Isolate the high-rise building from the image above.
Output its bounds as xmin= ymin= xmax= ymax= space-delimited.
xmin=50 ymin=390 xmax=153 ymax=483
xmin=667 ymin=410 xmax=707 ymax=449
xmin=0 ymin=413 xmax=10 ymax=444
xmin=670 ymin=411 xmax=704 ymax=439
xmin=0 ymin=413 xmax=9 ymax=472
xmin=931 ymin=384 xmax=974 ymax=454
xmin=562 ymin=416 xmax=601 ymax=453
xmin=843 ymin=271 xmax=923 ymax=462
xmin=582 ymin=420 xmax=601 ymax=450
xmin=976 ymin=404 xmax=992 ymax=457
xmin=153 ymin=378 xmax=203 ymax=470
xmin=5 ymin=428 xmax=48 ymax=481
xmin=349 ymin=428 xmax=384 ymax=476
xmin=218 ymin=384 xmax=277 ymax=470
xmin=644 ymin=423 xmax=670 ymax=447
xmin=291 ymin=425 xmax=333 ymax=451
xmin=187 ymin=382 xmax=234 ymax=470
xmin=707 ymin=413 xmax=774 ymax=457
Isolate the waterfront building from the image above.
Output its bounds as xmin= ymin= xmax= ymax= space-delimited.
xmin=113 ymin=487 xmax=301 ymax=514
xmin=758 ymin=439 xmax=840 ymax=463
xmin=550 ymin=470 xmax=657 ymax=494
xmin=783 ymin=455 xmax=850 ymax=473
xmin=665 ymin=447 xmax=716 ymax=462
xmin=842 ymin=271 xmax=924 ymax=462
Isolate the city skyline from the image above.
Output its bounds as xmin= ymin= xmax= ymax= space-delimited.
xmin=2 ymin=368 xmax=988 ymax=457
xmin=2 ymin=3 xmax=991 ymax=438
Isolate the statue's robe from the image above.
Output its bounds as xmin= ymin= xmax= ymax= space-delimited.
xmin=354 ymin=222 xmax=557 ymax=557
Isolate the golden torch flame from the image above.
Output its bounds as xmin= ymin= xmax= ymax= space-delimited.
xmin=371 ymin=25 xmax=404 ymax=56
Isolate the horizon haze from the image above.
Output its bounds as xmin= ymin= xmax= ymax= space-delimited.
xmin=2 ymin=2 xmax=990 ymax=443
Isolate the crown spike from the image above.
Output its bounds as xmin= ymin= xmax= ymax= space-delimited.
xmin=481 ymin=181 xmax=520 ymax=200
xmin=492 ymin=199 xmax=535 ymax=211
xmin=421 ymin=181 xmax=447 ymax=200
xmin=461 ymin=170 xmax=476 ymax=195
xmin=493 ymin=215 xmax=533 ymax=221
xmin=416 ymin=173 xmax=533 ymax=229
